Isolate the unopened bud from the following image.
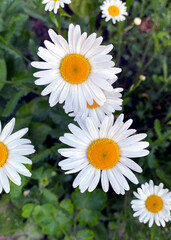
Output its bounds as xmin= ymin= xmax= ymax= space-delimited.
xmin=134 ymin=18 xmax=142 ymax=26
xmin=140 ymin=75 xmax=146 ymax=81
xmin=23 ymin=190 xmax=30 ymax=197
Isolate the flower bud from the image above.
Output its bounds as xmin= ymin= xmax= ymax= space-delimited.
xmin=134 ymin=17 xmax=142 ymax=26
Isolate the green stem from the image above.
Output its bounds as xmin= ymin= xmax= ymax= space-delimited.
xmin=123 ymin=78 xmax=144 ymax=99
xmin=58 ymin=7 xmax=61 ymax=35
xmin=0 ymin=36 xmax=30 ymax=63
xmin=150 ymin=225 xmax=155 ymax=240
xmin=116 ymin=22 xmax=123 ymax=66
xmin=0 ymin=80 xmax=14 ymax=85
xmin=140 ymin=0 xmax=146 ymax=18
xmin=97 ymin=21 xmax=106 ymax=35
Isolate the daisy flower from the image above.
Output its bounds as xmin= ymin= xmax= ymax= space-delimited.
xmin=0 ymin=118 xmax=35 ymax=193
xmin=64 ymin=85 xmax=123 ymax=126
xmin=131 ymin=180 xmax=171 ymax=227
xmin=42 ymin=0 xmax=71 ymax=14
xmin=31 ymin=24 xmax=121 ymax=112
xmin=58 ymin=114 xmax=149 ymax=194
xmin=100 ymin=0 xmax=128 ymax=24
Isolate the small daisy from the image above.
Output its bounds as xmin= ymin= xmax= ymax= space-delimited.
xmin=100 ymin=0 xmax=128 ymax=24
xmin=31 ymin=24 xmax=121 ymax=112
xmin=42 ymin=0 xmax=71 ymax=14
xmin=64 ymin=85 xmax=123 ymax=126
xmin=0 ymin=118 xmax=35 ymax=193
xmin=131 ymin=180 xmax=171 ymax=227
xmin=58 ymin=114 xmax=149 ymax=194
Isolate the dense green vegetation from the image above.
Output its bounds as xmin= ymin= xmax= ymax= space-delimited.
xmin=0 ymin=0 xmax=170 ymax=239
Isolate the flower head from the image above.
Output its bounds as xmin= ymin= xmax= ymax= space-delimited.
xmin=100 ymin=0 xmax=128 ymax=24
xmin=58 ymin=114 xmax=149 ymax=194
xmin=64 ymin=84 xmax=123 ymax=126
xmin=0 ymin=118 xmax=35 ymax=193
xmin=42 ymin=0 xmax=71 ymax=14
xmin=131 ymin=180 xmax=171 ymax=227
xmin=31 ymin=24 xmax=121 ymax=112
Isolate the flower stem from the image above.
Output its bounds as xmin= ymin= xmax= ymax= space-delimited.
xmin=150 ymin=225 xmax=156 ymax=240
xmin=58 ymin=7 xmax=61 ymax=35
xmin=97 ymin=21 xmax=105 ymax=35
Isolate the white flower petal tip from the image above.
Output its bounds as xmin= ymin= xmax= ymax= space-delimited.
xmin=32 ymin=23 xmax=121 ymax=113
xmin=58 ymin=115 xmax=149 ymax=194
xmin=42 ymin=0 xmax=71 ymax=14
xmin=0 ymin=118 xmax=35 ymax=194
xmin=100 ymin=0 xmax=128 ymax=24
xmin=131 ymin=180 xmax=171 ymax=227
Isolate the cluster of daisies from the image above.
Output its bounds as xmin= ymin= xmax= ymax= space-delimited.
xmin=0 ymin=0 xmax=170 ymax=229
xmin=42 ymin=0 xmax=128 ymax=25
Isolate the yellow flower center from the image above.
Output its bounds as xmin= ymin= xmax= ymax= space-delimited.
xmin=87 ymin=138 xmax=120 ymax=170
xmin=145 ymin=195 xmax=163 ymax=213
xmin=108 ymin=5 xmax=120 ymax=17
xmin=0 ymin=142 xmax=8 ymax=167
xmin=60 ymin=54 xmax=91 ymax=84
xmin=87 ymin=100 xmax=99 ymax=109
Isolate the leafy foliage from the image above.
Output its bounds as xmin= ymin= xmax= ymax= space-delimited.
xmin=0 ymin=0 xmax=171 ymax=239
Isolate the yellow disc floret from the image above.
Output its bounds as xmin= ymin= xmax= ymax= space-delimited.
xmin=0 ymin=142 xmax=8 ymax=167
xmin=60 ymin=54 xmax=91 ymax=84
xmin=87 ymin=138 xmax=120 ymax=170
xmin=108 ymin=5 xmax=120 ymax=17
xmin=145 ymin=195 xmax=163 ymax=213
xmin=87 ymin=100 xmax=99 ymax=109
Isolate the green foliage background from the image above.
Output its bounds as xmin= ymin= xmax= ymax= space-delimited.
xmin=0 ymin=0 xmax=171 ymax=239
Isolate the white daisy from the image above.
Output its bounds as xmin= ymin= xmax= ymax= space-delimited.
xmin=58 ymin=114 xmax=149 ymax=194
xmin=31 ymin=24 xmax=121 ymax=112
xmin=100 ymin=0 xmax=128 ymax=24
xmin=0 ymin=118 xmax=35 ymax=193
xmin=131 ymin=180 xmax=171 ymax=227
xmin=42 ymin=0 xmax=71 ymax=14
xmin=64 ymin=84 xmax=123 ymax=126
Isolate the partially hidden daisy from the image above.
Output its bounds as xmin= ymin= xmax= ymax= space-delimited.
xmin=58 ymin=114 xmax=149 ymax=194
xmin=100 ymin=0 xmax=128 ymax=24
xmin=131 ymin=180 xmax=171 ymax=227
xmin=42 ymin=0 xmax=71 ymax=14
xmin=64 ymin=85 xmax=123 ymax=126
xmin=31 ymin=24 xmax=121 ymax=112
xmin=0 ymin=118 xmax=35 ymax=193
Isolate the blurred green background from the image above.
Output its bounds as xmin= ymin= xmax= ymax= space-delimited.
xmin=0 ymin=0 xmax=171 ymax=239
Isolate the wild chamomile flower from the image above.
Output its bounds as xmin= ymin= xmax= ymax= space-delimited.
xmin=131 ymin=180 xmax=171 ymax=227
xmin=100 ymin=0 xmax=128 ymax=24
xmin=0 ymin=118 xmax=35 ymax=193
xmin=42 ymin=0 xmax=71 ymax=14
xmin=64 ymin=84 xmax=123 ymax=125
xmin=31 ymin=24 xmax=121 ymax=112
xmin=58 ymin=114 xmax=149 ymax=194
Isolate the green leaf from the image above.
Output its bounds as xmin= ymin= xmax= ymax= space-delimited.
xmin=77 ymin=229 xmax=95 ymax=240
xmin=156 ymin=169 xmax=171 ymax=186
xmin=0 ymin=58 xmax=7 ymax=90
xmin=60 ymin=199 xmax=74 ymax=215
xmin=42 ymin=189 xmax=58 ymax=204
xmin=72 ymin=189 xmax=107 ymax=211
xmin=126 ymin=0 xmax=133 ymax=8
xmin=154 ymin=119 xmax=163 ymax=140
xmin=78 ymin=208 xmax=98 ymax=227
xmin=71 ymin=189 xmax=89 ymax=209
xmin=70 ymin=0 xmax=99 ymax=17
xmin=3 ymin=90 xmax=27 ymax=117
xmin=33 ymin=204 xmax=61 ymax=236
xmin=29 ymin=122 xmax=52 ymax=145
xmin=86 ymin=190 xmax=107 ymax=211
xmin=22 ymin=203 xmax=35 ymax=218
